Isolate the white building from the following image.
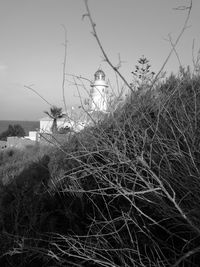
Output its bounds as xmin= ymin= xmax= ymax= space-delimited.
xmin=24 ymin=131 xmax=38 ymax=141
xmin=39 ymin=117 xmax=72 ymax=134
xmin=37 ymin=69 xmax=109 ymax=136
xmin=90 ymin=69 xmax=108 ymax=112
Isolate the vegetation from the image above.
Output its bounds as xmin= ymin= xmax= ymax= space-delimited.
xmin=44 ymin=106 xmax=65 ymax=134
xmin=0 ymin=124 xmax=25 ymax=141
xmin=0 ymin=1 xmax=197 ymax=266
xmin=57 ymin=126 xmax=71 ymax=134
xmin=0 ymin=67 xmax=200 ymax=266
xmin=131 ymin=55 xmax=155 ymax=91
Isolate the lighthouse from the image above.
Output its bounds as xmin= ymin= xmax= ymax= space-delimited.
xmin=90 ymin=69 xmax=108 ymax=112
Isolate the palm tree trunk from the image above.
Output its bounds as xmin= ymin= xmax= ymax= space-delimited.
xmin=51 ymin=119 xmax=58 ymax=134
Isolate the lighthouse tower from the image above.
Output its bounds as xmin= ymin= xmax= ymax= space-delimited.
xmin=90 ymin=69 xmax=108 ymax=112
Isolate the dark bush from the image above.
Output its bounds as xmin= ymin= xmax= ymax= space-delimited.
xmin=0 ymin=124 xmax=25 ymax=141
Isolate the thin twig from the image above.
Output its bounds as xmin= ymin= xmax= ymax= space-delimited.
xmin=172 ymin=245 xmax=200 ymax=267
xmin=61 ymin=24 xmax=68 ymax=114
xmin=24 ymin=85 xmax=53 ymax=106
xmin=67 ymin=73 xmax=92 ymax=84
xmin=83 ymin=0 xmax=134 ymax=93
xmin=152 ymin=0 xmax=193 ymax=88
xmin=167 ymin=34 xmax=182 ymax=67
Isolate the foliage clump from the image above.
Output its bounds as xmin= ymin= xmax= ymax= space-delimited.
xmin=0 ymin=124 xmax=25 ymax=141
xmin=131 ymin=55 xmax=155 ymax=91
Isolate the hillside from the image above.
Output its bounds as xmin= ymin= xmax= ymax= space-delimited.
xmin=0 ymin=68 xmax=200 ymax=266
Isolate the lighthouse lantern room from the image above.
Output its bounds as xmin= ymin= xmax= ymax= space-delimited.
xmin=90 ymin=69 xmax=108 ymax=112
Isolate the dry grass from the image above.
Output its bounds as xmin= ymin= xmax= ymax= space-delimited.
xmin=1 ymin=69 xmax=200 ymax=266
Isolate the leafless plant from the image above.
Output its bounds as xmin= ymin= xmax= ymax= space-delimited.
xmin=24 ymin=84 xmax=53 ymax=106
xmin=83 ymin=0 xmax=134 ymax=93
xmin=61 ymin=24 xmax=68 ymax=114
xmin=152 ymin=0 xmax=193 ymax=87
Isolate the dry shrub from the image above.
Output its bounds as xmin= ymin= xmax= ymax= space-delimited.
xmin=1 ymin=69 xmax=200 ymax=267
xmin=44 ymin=69 xmax=200 ymax=267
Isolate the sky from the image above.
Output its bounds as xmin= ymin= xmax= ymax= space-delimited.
xmin=0 ymin=0 xmax=200 ymax=120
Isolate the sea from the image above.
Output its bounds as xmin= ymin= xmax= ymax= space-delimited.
xmin=0 ymin=120 xmax=40 ymax=136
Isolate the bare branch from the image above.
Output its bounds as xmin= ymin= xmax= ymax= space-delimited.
xmin=167 ymin=33 xmax=182 ymax=66
xmin=61 ymin=24 xmax=68 ymax=114
xmin=152 ymin=0 xmax=193 ymax=88
xmin=67 ymin=73 xmax=92 ymax=84
xmin=83 ymin=0 xmax=134 ymax=93
xmin=172 ymin=246 xmax=200 ymax=267
xmin=192 ymin=39 xmax=200 ymax=74
xmin=24 ymin=85 xmax=53 ymax=106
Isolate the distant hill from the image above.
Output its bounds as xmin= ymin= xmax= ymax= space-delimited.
xmin=0 ymin=120 xmax=40 ymax=136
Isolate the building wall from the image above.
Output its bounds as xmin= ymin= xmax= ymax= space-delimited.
xmin=24 ymin=131 xmax=38 ymax=141
xmin=40 ymin=119 xmax=73 ymax=134
xmin=91 ymin=86 xmax=108 ymax=111
xmin=91 ymin=78 xmax=108 ymax=112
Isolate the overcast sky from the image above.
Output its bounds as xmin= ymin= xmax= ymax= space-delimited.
xmin=0 ymin=0 xmax=199 ymax=120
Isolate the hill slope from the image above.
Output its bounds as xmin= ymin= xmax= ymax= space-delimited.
xmin=1 ymin=69 xmax=200 ymax=266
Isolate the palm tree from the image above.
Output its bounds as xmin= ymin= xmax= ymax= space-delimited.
xmin=44 ymin=106 xmax=64 ymax=134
